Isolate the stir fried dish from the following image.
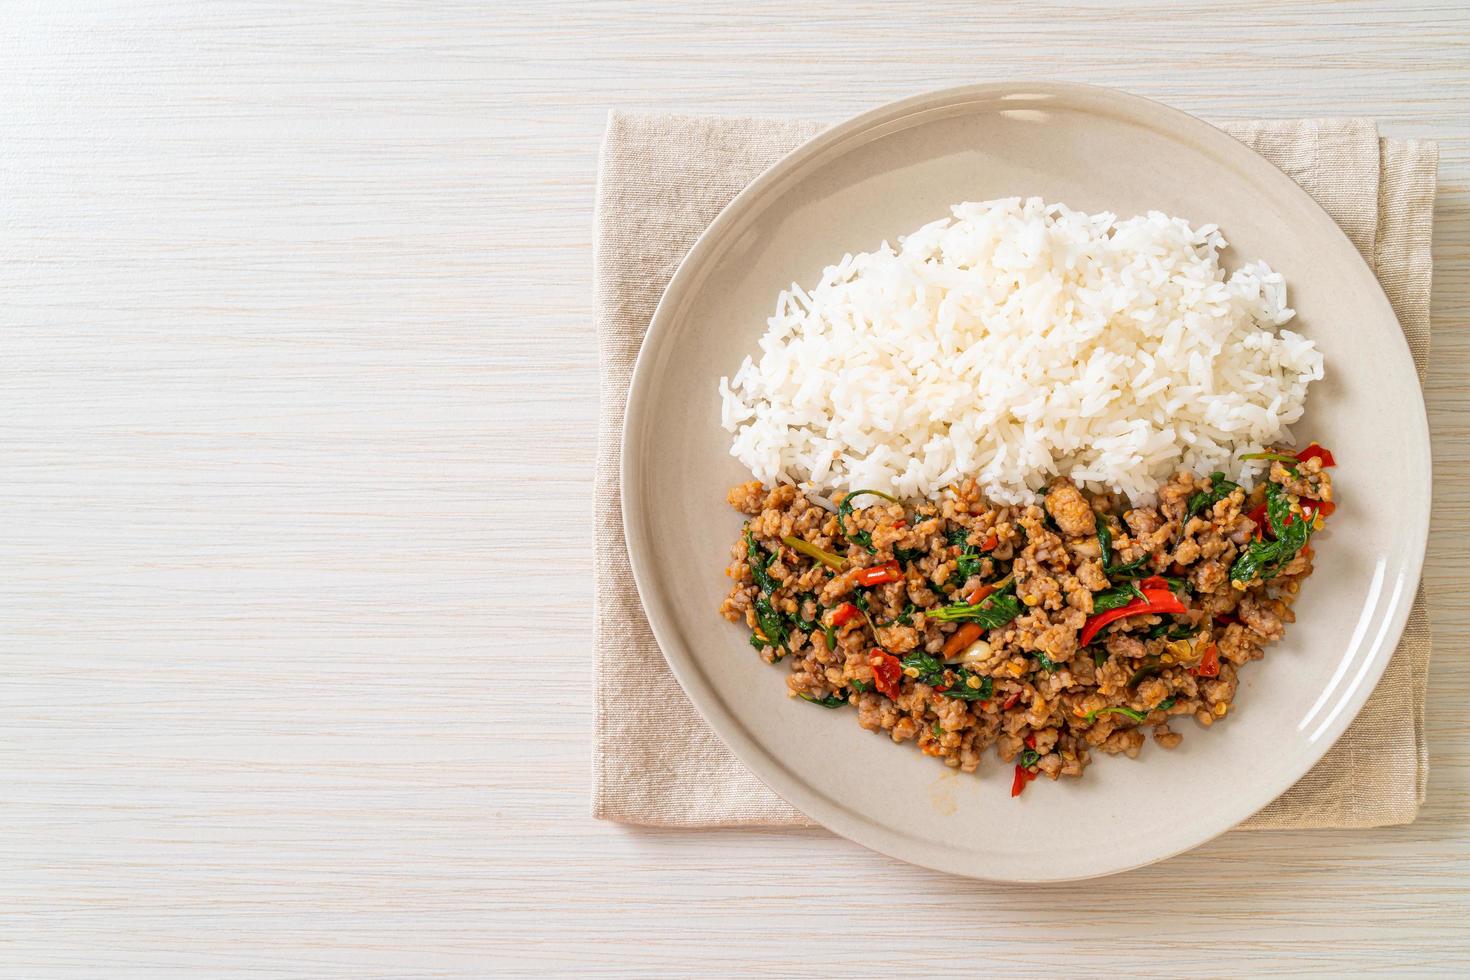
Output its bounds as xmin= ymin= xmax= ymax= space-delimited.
xmin=719 ymin=445 xmax=1337 ymax=796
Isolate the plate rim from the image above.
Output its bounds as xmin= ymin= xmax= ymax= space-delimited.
xmin=620 ymin=80 xmax=1431 ymax=881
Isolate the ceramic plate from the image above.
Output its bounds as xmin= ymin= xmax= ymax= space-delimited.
xmin=621 ymin=82 xmax=1429 ymax=881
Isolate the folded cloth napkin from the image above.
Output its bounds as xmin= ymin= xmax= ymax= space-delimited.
xmin=593 ymin=109 xmax=1437 ymax=829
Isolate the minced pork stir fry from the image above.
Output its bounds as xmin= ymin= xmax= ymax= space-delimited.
xmin=719 ymin=445 xmax=1337 ymax=797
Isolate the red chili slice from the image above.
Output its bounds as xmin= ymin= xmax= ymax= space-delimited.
xmin=965 ymin=582 xmax=999 ymax=604
xmin=1010 ymin=763 xmax=1038 ymax=798
xmin=830 ymin=602 xmax=861 ymax=628
xmin=1024 ymin=733 xmax=1037 ymax=749
xmin=1079 ymin=589 xmax=1187 ymax=647
xmin=1299 ymin=498 xmax=1337 ymax=523
xmin=868 ymin=650 xmax=902 ymax=699
xmin=1002 ymin=690 xmax=1023 ymax=711
xmin=853 ymin=561 xmax=901 ymax=587
xmin=1190 ymin=643 xmax=1220 ymax=678
xmin=941 ymin=622 xmax=984 ymax=660
xmin=981 ymin=533 xmax=999 ymax=552
xmin=1296 ymin=443 xmax=1336 ymax=468
xmin=1247 ymin=502 xmax=1269 ymax=540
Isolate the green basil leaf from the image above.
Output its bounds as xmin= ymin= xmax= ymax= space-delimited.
xmin=838 ymin=489 xmax=900 ymax=555
xmin=927 ymin=586 xmax=1023 ymax=629
xmin=1083 ymin=705 xmax=1148 ymax=723
xmin=1091 ymin=584 xmax=1142 ymax=613
xmin=1187 ymin=471 xmax=1240 ymax=518
xmin=899 ymin=650 xmax=946 ymax=685
xmin=939 ymin=672 xmax=993 ymax=702
xmin=1230 ymin=482 xmax=1314 ymax=583
xmin=1104 ymin=555 xmax=1149 ymax=578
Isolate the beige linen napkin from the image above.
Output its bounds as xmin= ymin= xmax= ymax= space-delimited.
xmin=594 ymin=110 xmax=1437 ymax=829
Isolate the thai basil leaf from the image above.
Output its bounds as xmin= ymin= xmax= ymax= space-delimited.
xmin=940 ymin=672 xmax=993 ymax=702
xmin=1104 ymin=555 xmax=1149 ymax=578
xmin=1187 ymin=471 xmax=1240 ymax=518
xmin=894 ymin=546 xmax=926 ymax=565
xmin=1091 ymin=583 xmax=1143 ymax=614
xmin=1084 ymin=705 xmax=1148 ymax=723
xmin=899 ymin=650 xmax=946 ymax=685
xmin=1230 ymin=482 xmax=1315 ymax=583
xmin=798 ymin=692 xmax=847 ymax=709
xmin=1145 ymin=621 xmax=1198 ymax=640
xmin=838 ymin=489 xmax=899 ymax=555
xmin=953 ymin=547 xmax=982 ymax=585
xmin=1097 ymin=519 xmax=1113 ymax=568
xmin=744 ymin=530 xmax=788 ymax=650
xmin=1126 ymin=658 xmax=1164 ymax=688
xmin=926 ymin=589 xmax=1023 ymax=630
xmin=1229 ymin=539 xmax=1279 ymax=584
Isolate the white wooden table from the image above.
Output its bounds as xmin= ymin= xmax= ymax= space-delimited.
xmin=4 ymin=2 xmax=1469 ymax=975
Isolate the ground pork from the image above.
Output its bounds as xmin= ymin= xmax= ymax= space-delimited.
xmin=720 ymin=452 xmax=1332 ymax=793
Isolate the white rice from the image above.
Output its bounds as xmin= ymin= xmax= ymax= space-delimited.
xmin=718 ymin=197 xmax=1323 ymax=506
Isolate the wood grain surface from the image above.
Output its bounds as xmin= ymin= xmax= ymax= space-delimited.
xmin=3 ymin=1 xmax=1469 ymax=975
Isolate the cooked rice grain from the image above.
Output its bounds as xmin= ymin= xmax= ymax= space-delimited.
xmin=719 ymin=197 xmax=1323 ymax=506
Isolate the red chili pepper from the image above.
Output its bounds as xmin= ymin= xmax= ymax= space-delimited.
xmin=1214 ymin=614 xmax=1241 ymax=628
xmin=892 ymin=518 xmax=908 ymax=529
xmin=981 ymin=533 xmax=999 ymax=552
xmin=853 ymin=561 xmax=901 ymax=587
xmin=1002 ymin=690 xmax=1022 ymax=710
xmin=1295 ymin=443 xmax=1336 ymax=468
xmin=830 ymin=602 xmax=861 ymax=628
xmin=868 ymin=650 xmax=902 ymax=699
xmin=1275 ymin=497 xmax=1336 ymax=532
xmin=964 ymin=582 xmax=999 ymax=605
xmin=1079 ymin=589 xmax=1187 ymax=647
xmin=1139 ymin=575 xmax=1172 ymax=592
xmin=1247 ymin=502 xmax=1269 ymax=540
xmin=1010 ymin=763 xmax=1038 ymax=798
xmin=941 ymin=622 xmax=984 ymax=660
xmin=1299 ymin=498 xmax=1336 ymax=523
xmin=1024 ymin=733 xmax=1037 ymax=749
xmin=1190 ymin=643 xmax=1220 ymax=678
